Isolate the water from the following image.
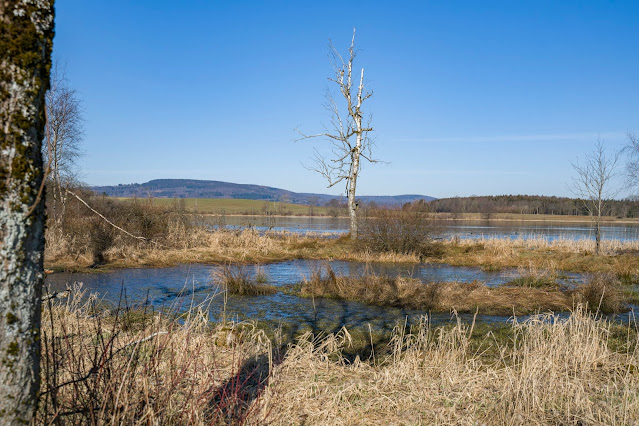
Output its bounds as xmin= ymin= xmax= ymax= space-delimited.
xmin=206 ymin=216 xmax=639 ymax=241
xmin=45 ymin=260 xmax=587 ymax=334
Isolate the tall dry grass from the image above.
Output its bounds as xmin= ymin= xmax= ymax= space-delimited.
xmin=38 ymin=284 xmax=639 ymax=424
xmin=443 ymin=235 xmax=639 ymax=277
xmin=456 ymin=235 xmax=639 ymax=255
xmin=259 ymin=308 xmax=639 ymax=424
xmin=213 ymin=265 xmax=277 ymax=296
xmin=38 ymin=284 xmax=273 ymax=424
xmin=300 ymin=266 xmax=575 ymax=315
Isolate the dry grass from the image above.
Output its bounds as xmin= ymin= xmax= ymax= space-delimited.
xmin=507 ymin=262 xmax=560 ymax=289
xmin=38 ymin=285 xmax=639 ymax=424
xmin=442 ymin=236 xmax=639 ymax=277
xmin=46 ymin=220 xmax=639 ymax=280
xmin=214 ymin=265 xmax=277 ymax=296
xmin=259 ymin=308 xmax=639 ymax=425
xmin=38 ymin=284 xmax=273 ymax=424
xmin=575 ymin=273 xmax=626 ymax=314
xmin=300 ymin=266 xmax=575 ymax=315
xmin=456 ymin=235 xmax=639 ymax=254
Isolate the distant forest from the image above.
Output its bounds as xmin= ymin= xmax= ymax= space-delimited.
xmin=401 ymin=195 xmax=639 ymax=218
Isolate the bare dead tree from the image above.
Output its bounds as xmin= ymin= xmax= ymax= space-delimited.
xmin=44 ymin=61 xmax=83 ymax=219
xmin=299 ymin=29 xmax=381 ymax=239
xmin=0 ymin=1 xmax=55 ymax=423
xmin=569 ymin=139 xmax=621 ymax=254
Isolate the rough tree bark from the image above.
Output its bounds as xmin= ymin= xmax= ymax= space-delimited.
xmin=0 ymin=1 xmax=55 ymax=423
xmin=299 ymin=29 xmax=379 ymax=239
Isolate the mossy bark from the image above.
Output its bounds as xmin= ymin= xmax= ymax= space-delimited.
xmin=0 ymin=1 xmax=54 ymax=423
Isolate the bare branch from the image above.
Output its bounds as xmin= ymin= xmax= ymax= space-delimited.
xmin=569 ymin=139 xmax=621 ymax=254
xmin=298 ymin=29 xmax=381 ymax=239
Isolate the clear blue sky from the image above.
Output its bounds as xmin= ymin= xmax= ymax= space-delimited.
xmin=54 ymin=0 xmax=638 ymax=198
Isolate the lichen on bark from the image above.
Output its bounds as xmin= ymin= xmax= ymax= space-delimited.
xmin=0 ymin=1 xmax=55 ymax=423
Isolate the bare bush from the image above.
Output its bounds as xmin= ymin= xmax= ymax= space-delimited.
xmin=46 ymin=189 xmax=193 ymax=266
xmin=358 ymin=209 xmax=442 ymax=259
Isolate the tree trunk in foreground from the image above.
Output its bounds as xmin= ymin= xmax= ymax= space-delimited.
xmin=0 ymin=1 xmax=54 ymax=423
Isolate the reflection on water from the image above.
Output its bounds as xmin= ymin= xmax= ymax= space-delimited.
xmin=208 ymin=216 xmax=639 ymax=241
xmin=45 ymin=260 xmax=594 ymax=335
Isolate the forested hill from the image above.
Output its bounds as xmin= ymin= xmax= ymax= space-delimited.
xmin=93 ymin=179 xmax=435 ymax=206
xmin=408 ymin=195 xmax=639 ymax=218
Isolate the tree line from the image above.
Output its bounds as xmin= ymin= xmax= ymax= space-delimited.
xmin=403 ymin=195 xmax=639 ymax=218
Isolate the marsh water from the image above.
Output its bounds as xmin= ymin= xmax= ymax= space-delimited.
xmin=210 ymin=216 xmax=639 ymax=241
xmin=45 ymin=260 xmax=594 ymax=335
xmin=45 ymin=216 xmax=639 ymax=334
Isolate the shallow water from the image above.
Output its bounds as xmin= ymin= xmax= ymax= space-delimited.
xmin=45 ymin=260 xmax=597 ymax=335
xmin=210 ymin=216 xmax=639 ymax=241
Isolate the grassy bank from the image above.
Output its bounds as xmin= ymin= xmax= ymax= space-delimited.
xmin=39 ymin=291 xmax=639 ymax=424
xmin=46 ymin=226 xmax=639 ymax=281
xmin=441 ymin=236 xmax=639 ymax=278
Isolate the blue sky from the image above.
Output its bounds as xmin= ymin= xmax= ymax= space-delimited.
xmin=54 ymin=0 xmax=638 ymax=198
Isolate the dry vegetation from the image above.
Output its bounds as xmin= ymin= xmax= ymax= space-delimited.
xmin=214 ymin=265 xmax=277 ymax=296
xmin=441 ymin=236 xmax=639 ymax=281
xmin=261 ymin=308 xmax=639 ymax=425
xmin=44 ymin=194 xmax=639 ymax=284
xmin=38 ymin=288 xmax=639 ymax=424
xmin=38 ymin=285 xmax=274 ymax=424
xmin=300 ymin=266 xmax=627 ymax=315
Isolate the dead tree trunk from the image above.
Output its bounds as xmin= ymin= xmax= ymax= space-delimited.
xmin=299 ymin=29 xmax=379 ymax=240
xmin=0 ymin=1 xmax=55 ymax=423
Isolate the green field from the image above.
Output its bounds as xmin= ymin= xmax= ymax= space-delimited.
xmin=114 ymin=197 xmax=329 ymax=215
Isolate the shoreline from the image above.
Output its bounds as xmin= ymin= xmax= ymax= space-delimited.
xmin=44 ymin=230 xmax=639 ymax=277
xmin=197 ymin=212 xmax=639 ymax=224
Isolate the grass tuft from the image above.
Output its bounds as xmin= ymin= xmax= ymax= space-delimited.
xmin=574 ymin=272 xmax=626 ymax=314
xmin=215 ymin=265 xmax=277 ymax=296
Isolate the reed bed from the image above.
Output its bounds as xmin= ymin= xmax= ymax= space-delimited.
xmin=300 ymin=266 xmax=580 ymax=315
xmin=455 ymin=235 xmax=639 ymax=255
xmin=38 ymin=285 xmax=639 ymax=424
xmin=443 ymin=236 xmax=639 ymax=276
xmin=46 ymin=221 xmax=639 ymax=280
xmin=300 ymin=266 xmax=628 ymax=315
xmin=259 ymin=308 xmax=639 ymax=425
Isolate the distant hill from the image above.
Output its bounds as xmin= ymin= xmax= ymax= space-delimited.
xmin=92 ymin=179 xmax=435 ymax=206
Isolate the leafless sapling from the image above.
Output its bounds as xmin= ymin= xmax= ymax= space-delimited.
xmin=569 ymin=140 xmax=621 ymax=254
xmin=44 ymin=61 xmax=84 ymax=219
xmin=624 ymin=131 xmax=639 ymax=190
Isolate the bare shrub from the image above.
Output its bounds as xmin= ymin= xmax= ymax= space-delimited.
xmin=358 ymin=209 xmax=442 ymax=259
xmin=46 ymin=188 xmax=194 ymax=265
